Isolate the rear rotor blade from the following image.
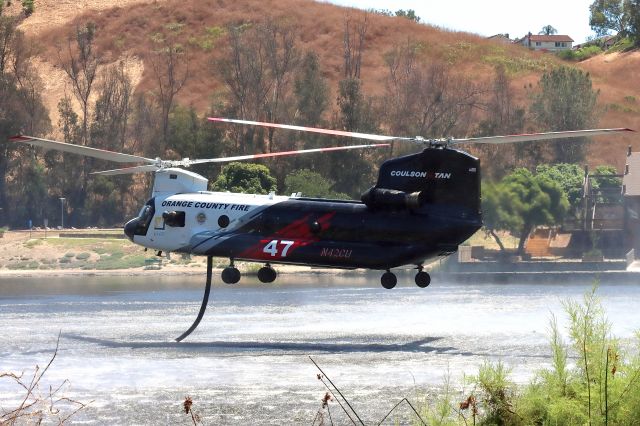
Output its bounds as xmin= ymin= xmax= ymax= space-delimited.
xmin=209 ymin=117 xmax=411 ymax=142
xmin=451 ymin=128 xmax=635 ymax=145
xmin=91 ymin=165 xmax=160 ymax=176
xmin=9 ymin=135 xmax=157 ymax=164
xmin=188 ymin=143 xmax=390 ymax=165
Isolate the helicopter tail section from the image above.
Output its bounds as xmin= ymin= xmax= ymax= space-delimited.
xmin=363 ymin=147 xmax=481 ymax=215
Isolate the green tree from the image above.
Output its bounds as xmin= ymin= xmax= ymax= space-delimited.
xmin=166 ymin=104 xmax=226 ymax=179
xmin=625 ymin=0 xmax=640 ymax=44
xmin=336 ymin=78 xmax=363 ymax=132
xmin=84 ymin=176 xmax=120 ymax=227
xmin=211 ymin=162 xmax=276 ymax=194
xmin=16 ymin=158 xmax=47 ymax=226
xmin=0 ymin=16 xmax=50 ymax=227
xmin=593 ymin=164 xmax=622 ymax=202
xmin=52 ymin=96 xmax=86 ymax=226
xmin=394 ymin=9 xmax=421 ymax=22
xmin=283 ymin=169 xmax=349 ymax=199
xmin=590 ymin=0 xmax=626 ymax=36
xmin=536 ymin=163 xmax=585 ymax=217
xmin=332 ymin=78 xmax=381 ymax=197
xmin=482 ymin=169 xmax=569 ymax=256
xmin=294 ymin=51 xmax=329 ymax=127
xmin=539 ymin=24 xmax=558 ymax=35
xmin=529 ymin=67 xmax=598 ymax=164
xmin=481 ymin=181 xmax=516 ymax=252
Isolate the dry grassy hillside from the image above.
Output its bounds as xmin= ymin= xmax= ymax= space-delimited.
xmin=12 ymin=0 xmax=640 ymax=169
xmin=579 ymin=51 xmax=640 ymax=168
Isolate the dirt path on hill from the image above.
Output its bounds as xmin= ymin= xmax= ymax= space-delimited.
xmin=12 ymin=0 xmax=160 ymax=36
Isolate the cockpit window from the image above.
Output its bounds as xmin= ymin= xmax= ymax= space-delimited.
xmin=134 ymin=198 xmax=155 ymax=236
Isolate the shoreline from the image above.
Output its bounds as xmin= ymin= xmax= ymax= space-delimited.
xmin=0 ymin=230 xmax=358 ymax=278
xmin=0 ymin=264 xmax=359 ymax=278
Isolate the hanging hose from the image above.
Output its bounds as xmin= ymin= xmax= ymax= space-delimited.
xmin=175 ymin=256 xmax=213 ymax=342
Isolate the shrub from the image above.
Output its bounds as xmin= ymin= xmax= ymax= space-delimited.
xmin=21 ymin=0 xmax=33 ymax=16
xmin=557 ymin=45 xmax=602 ymax=61
xmin=427 ymin=286 xmax=640 ymax=425
xmin=517 ymin=286 xmax=640 ymax=424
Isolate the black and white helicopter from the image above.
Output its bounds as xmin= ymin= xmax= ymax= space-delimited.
xmin=10 ymin=120 xmax=632 ymax=340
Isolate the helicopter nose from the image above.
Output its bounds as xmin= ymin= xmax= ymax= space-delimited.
xmin=124 ymin=218 xmax=138 ymax=241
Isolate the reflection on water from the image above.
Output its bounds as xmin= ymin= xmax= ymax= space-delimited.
xmin=1 ymin=273 xmax=639 ymax=424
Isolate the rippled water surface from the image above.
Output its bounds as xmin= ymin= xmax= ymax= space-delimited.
xmin=1 ymin=272 xmax=639 ymax=424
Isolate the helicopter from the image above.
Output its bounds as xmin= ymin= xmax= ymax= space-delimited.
xmin=10 ymin=120 xmax=633 ymax=341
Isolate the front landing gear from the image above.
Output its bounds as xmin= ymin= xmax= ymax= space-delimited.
xmin=258 ymin=264 xmax=277 ymax=283
xmin=221 ymin=259 xmax=241 ymax=284
xmin=381 ymin=270 xmax=397 ymax=289
xmin=175 ymin=256 xmax=213 ymax=342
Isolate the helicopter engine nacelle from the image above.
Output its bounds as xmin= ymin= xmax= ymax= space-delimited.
xmin=152 ymin=168 xmax=208 ymax=196
xmin=360 ymin=188 xmax=424 ymax=210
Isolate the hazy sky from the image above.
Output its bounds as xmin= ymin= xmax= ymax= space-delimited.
xmin=324 ymin=0 xmax=595 ymax=44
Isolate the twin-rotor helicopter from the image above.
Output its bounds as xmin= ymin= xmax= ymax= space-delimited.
xmin=10 ymin=119 xmax=632 ymax=340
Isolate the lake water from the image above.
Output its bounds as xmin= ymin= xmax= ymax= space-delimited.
xmin=1 ymin=272 xmax=639 ymax=424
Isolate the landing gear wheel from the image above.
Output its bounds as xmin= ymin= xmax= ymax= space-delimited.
xmin=415 ymin=271 xmax=431 ymax=288
xmin=258 ymin=265 xmax=277 ymax=283
xmin=221 ymin=267 xmax=241 ymax=284
xmin=381 ymin=271 xmax=397 ymax=289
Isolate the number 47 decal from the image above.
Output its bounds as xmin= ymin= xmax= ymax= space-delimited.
xmin=263 ymin=240 xmax=295 ymax=257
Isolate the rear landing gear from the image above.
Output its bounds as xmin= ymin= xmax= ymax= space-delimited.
xmin=258 ymin=264 xmax=277 ymax=283
xmin=381 ymin=270 xmax=397 ymax=289
xmin=221 ymin=259 xmax=241 ymax=284
xmin=415 ymin=269 xmax=431 ymax=288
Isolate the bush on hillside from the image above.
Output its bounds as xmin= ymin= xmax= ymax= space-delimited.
xmin=21 ymin=0 xmax=33 ymax=16
xmin=556 ymin=45 xmax=603 ymax=61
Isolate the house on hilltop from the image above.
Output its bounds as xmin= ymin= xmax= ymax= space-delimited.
xmin=518 ymin=32 xmax=573 ymax=51
xmin=487 ymin=33 xmax=511 ymax=44
xmin=574 ymin=35 xmax=617 ymax=51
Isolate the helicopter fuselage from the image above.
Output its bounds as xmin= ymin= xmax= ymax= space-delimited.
xmin=126 ymin=190 xmax=481 ymax=270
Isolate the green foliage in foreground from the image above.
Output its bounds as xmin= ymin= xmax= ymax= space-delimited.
xmin=417 ymin=287 xmax=640 ymax=425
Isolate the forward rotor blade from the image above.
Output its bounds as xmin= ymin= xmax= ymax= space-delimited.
xmin=188 ymin=143 xmax=391 ymax=165
xmin=451 ymin=128 xmax=635 ymax=145
xmin=9 ymin=135 xmax=157 ymax=164
xmin=91 ymin=165 xmax=160 ymax=176
xmin=209 ymin=117 xmax=411 ymax=142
